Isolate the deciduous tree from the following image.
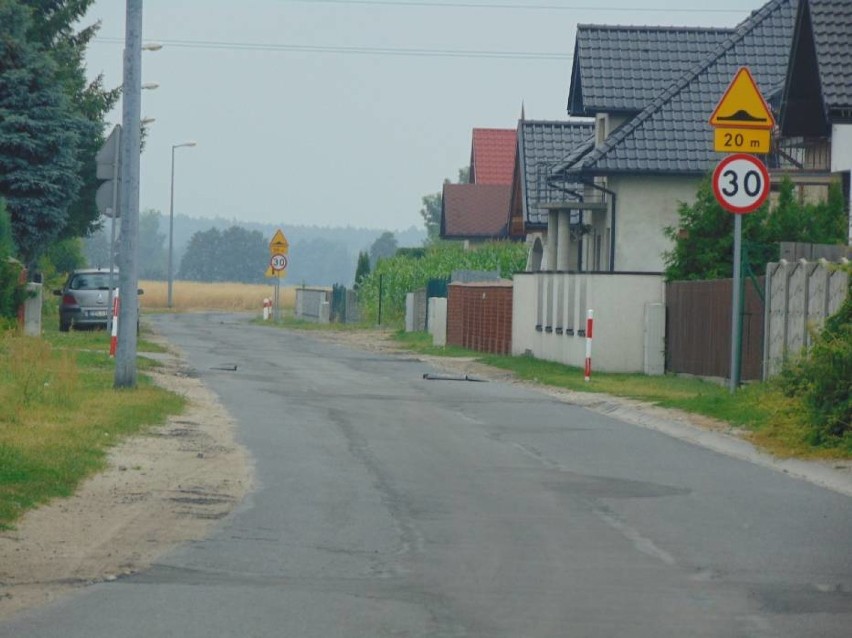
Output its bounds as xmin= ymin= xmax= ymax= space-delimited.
xmin=369 ymin=231 xmax=398 ymax=268
xmin=178 ymin=226 xmax=268 ymax=283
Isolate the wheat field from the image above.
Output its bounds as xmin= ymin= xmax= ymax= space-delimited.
xmin=140 ymin=280 xmax=297 ymax=312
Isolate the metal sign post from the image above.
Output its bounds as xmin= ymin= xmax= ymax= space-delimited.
xmin=709 ymin=67 xmax=774 ymax=393
xmin=266 ymin=229 xmax=289 ymax=321
xmin=712 ymin=154 xmax=770 ymax=392
xmin=730 ymin=215 xmax=743 ymax=392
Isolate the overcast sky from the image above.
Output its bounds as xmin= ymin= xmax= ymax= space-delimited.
xmin=82 ymin=0 xmax=764 ymax=232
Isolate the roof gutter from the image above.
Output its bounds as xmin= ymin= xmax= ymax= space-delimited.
xmin=584 ymin=179 xmax=617 ymax=272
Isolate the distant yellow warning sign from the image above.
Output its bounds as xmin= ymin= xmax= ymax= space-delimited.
xmin=269 ymin=229 xmax=289 ymax=255
xmin=709 ymin=67 xmax=775 ymax=130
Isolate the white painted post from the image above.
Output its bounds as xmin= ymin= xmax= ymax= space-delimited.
xmin=584 ymin=309 xmax=594 ymax=382
xmin=109 ymin=290 xmax=120 ymax=357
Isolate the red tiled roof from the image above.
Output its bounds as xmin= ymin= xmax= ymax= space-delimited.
xmin=441 ymin=183 xmax=511 ymax=239
xmin=470 ymin=129 xmax=517 ymax=185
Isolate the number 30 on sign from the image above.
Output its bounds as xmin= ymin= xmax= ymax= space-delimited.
xmin=270 ymin=253 xmax=288 ymax=271
xmin=712 ymin=153 xmax=770 ymax=214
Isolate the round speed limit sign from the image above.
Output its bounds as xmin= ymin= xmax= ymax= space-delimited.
xmin=712 ymin=153 xmax=770 ymax=214
xmin=270 ymin=253 xmax=288 ymax=271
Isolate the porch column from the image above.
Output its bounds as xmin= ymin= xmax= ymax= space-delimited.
xmin=556 ymin=209 xmax=571 ymax=271
xmin=545 ymin=211 xmax=558 ymax=271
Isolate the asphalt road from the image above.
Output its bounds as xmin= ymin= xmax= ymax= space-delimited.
xmin=3 ymin=313 xmax=851 ymax=637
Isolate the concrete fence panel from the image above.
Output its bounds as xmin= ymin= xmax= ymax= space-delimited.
xmin=295 ymin=287 xmax=331 ymax=323
xmin=764 ymin=259 xmax=849 ymax=377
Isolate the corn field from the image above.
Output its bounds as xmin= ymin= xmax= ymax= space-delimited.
xmin=357 ymin=242 xmax=528 ymax=325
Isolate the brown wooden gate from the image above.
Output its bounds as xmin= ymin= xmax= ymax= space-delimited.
xmin=665 ymin=278 xmax=764 ymax=380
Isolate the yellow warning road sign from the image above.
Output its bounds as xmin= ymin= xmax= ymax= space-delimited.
xmin=269 ymin=228 xmax=289 ymax=255
xmin=709 ymin=67 xmax=775 ymax=130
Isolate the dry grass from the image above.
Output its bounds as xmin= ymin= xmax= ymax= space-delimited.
xmin=0 ymin=332 xmax=185 ymax=527
xmin=140 ymin=280 xmax=297 ymax=313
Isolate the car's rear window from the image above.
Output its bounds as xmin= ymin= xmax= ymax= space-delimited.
xmin=69 ymin=273 xmax=113 ymax=290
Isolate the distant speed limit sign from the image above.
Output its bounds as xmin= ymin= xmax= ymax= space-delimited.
xmin=270 ymin=253 xmax=288 ymax=271
xmin=712 ymin=153 xmax=770 ymax=214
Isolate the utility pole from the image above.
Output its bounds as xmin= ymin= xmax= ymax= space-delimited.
xmin=114 ymin=0 xmax=143 ymax=389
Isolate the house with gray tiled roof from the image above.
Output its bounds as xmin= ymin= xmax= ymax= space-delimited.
xmin=779 ymin=0 xmax=852 ymax=240
xmin=512 ymin=0 xmax=852 ymax=374
xmin=507 ymin=119 xmax=594 ymax=269
xmin=542 ymin=0 xmax=798 ymax=273
xmin=568 ymin=24 xmax=733 ymax=117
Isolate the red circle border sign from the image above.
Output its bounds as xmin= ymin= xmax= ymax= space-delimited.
xmin=712 ymin=153 xmax=770 ymax=215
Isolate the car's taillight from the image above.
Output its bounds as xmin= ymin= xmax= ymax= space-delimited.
xmin=62 ymin=294 xmax=78 ymax=305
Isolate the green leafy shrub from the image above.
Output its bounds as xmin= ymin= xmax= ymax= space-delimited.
xmin=777 ymin=275 xmax=851 ymax=447
xmin=0 ymin=258 xmax=26 ymax=321
xmin=664 ymin=177 xmax=847 ymax=281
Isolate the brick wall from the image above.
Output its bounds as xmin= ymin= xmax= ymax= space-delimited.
xmin=447 ymin=281 xmax=513 ymax=355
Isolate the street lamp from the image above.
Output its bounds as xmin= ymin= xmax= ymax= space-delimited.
xmin=167 ymin=141 xmax=197 ymax=308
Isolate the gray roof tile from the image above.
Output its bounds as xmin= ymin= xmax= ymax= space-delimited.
xmin=517 ymin=120 xmax=595 ymax=226
xmin=563 ymin=0 xmax=797 ymax=176
xmin=568 ymin=25 xmax=733 ymax=116
xmin=809 ymin=0 xmax=852 ymax=113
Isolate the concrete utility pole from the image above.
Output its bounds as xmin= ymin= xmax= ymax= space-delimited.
xmin=114 ymin=0 xmax=143 ymax=389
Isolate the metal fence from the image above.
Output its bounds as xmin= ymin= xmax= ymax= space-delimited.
xmin=665 ymin=278 xmax=765 ymax=381
xmin=331 ymin=284 xmax=361 ymax=324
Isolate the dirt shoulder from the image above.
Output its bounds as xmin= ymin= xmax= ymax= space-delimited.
xmin=0 ymin=340 xmax=254 ymax=620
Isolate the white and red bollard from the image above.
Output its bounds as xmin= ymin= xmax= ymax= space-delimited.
xmin=109 ymin=290 xmax=120 ymax=358
xmin=262 ymin=297 xmax=272 ymax=320
xmin=584 ymin=309 xmax=594 ymax=382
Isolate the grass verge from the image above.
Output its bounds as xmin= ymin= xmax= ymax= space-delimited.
xmin=394 ymin=332 xmax=850 ymax=459
xmin=0 ymin=324 xmax=185 ymax=529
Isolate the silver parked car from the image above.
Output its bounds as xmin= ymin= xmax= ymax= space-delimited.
xmin=53 ymin=268 xmax=120 ymax=332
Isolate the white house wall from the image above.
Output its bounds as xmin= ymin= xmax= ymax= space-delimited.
xmin=830 ymin=124 xmax=852 ymax=243
xmin=512 ymin=272 xmax=665 ymax=373
xmin=608 ymin=174 xmax=700 ymax=272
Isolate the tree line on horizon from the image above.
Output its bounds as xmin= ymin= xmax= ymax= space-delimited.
xmin=82 ymin=211 xmax=422 ymax=286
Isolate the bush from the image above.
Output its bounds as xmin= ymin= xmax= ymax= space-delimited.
xmin=777 ymin=275 xmax=851 ymax=446
xmin=0 ymin=257 xmax=26 ymax=321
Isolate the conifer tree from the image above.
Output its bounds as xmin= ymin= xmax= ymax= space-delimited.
xmin=0 ymin=0 xmax=86 ymax=266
